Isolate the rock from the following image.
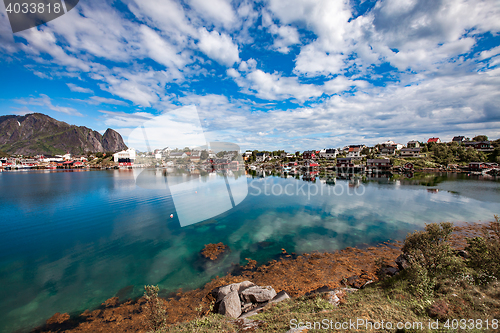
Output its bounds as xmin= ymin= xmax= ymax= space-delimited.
xmin=241 ymin=286 xmax=277 ymax=303
xmin=360 ymin=280 xmax=373 ymax=289
xmin=212 ymin=281 xmax=255 ymax=302
xmin=219 ymin=291 xmax=242 ymax=318
xmin=233 ymin=318 xmax=265 ymax=331
xmin=456 ymin=250 xmax=469 ymax=259
xmin=325 ymin=289 xmax=345 ymax=306
xmin=46 ymin=313 xmax=70 ymax=325
xmin=270 ymin=290 xmax=290 ymax=303
xmin=396 ymin=253 xmax=411 ymax=270
xmin=241 ymin=302 xmax=255 ymax=313
xmin=343 ymin=288 xmax=358 ymax=294
xmin=238 ymin=304 xmax=267 ymax=319
xmin=380 ymin=266 xmax=399 ymax=276
xmin=286 ymin=328 xmax=309 ymax=333
xmin=102 ymin=297 xmax=120 ymax=308
xmin=346 ymin=273 xmax=373 ymax=289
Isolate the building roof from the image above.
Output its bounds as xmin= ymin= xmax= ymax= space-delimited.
xmin=367 ymin=159 xmax=391 ymax=163
xmin=452 ymin=136 xmax=465 ymax=141
xmin=427 ymin=137 xmax=440 ymax=143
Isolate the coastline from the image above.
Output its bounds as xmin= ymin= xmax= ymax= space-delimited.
xmin=31 ymin=221 xmax=490 ymax=333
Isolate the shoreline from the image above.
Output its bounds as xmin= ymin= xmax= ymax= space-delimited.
xmin=31 ymin=221 xmax=490 ymax=333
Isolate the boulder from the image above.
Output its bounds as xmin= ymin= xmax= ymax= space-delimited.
xmin=456 ymin=250 xmax=469 ymax=259
xmin=219 ymin=291 xmax=242 ymax=318
xmin=241 ymin=286 xmax=277 ymax=303
xmin=270 ymin=290 xmax=290 ymax=303
xmin=396 ymin=253 xmax=411 ymax=270
xmin=379 ymin=266 xmax=399 ymax=277
xmin=212 ymin=281 xmax=255 ymax=302
xmin=325 ymin=289 xmax=345 ymax=306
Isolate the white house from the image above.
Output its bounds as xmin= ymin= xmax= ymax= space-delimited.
xmin=170 ymin=152 xmax=187 ymax=159
xmin=256 ymin=152 xmax=269 ymax=162
xmin=347 ymin=147 xmax=362 ymax=159
xmin=113 ymin=148 xmax=136 ymax=163
xmin=319 ymin=148 xmax=338 ymax=159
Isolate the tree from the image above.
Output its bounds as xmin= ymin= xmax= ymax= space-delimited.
xmin=473 ymin=135 xmax=488 ymax=142
xmin=200 ymin=150 xmax=208 ymax=160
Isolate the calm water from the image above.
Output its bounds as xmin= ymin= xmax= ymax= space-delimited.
xmin=0 ymin=169 xmax=499 ymax=332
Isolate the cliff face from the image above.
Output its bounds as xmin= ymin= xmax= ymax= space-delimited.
xmin=0 ymin=113 xmax=127 ymax=155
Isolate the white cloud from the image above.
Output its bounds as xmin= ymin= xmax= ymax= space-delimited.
xmin=99 ymin=110 xmax=155 ymax=128
xmin=237 ymin=70 xmax=324 ymax=102
xmin=139 ymin=25 xmax=191 ymax=70
xmin=188 ymin=0 xmax=236 ymax=29
xmin=67 ymin=83 xmax=94 ymax=94
xmin=90 ymin=96 xmax=128 ymax=106
xmin=261 ymin=11 xmax=300 ymax=53
xmin=197 ymin=28 xmax=240 ymax=66
xmin=14 ymin=94 xmax=83 ymax=116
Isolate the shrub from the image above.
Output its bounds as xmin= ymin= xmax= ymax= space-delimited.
xmin=401 ymin=222 xmax=467 ymax=297
xmin=143 ymin=285 xmax=167 ymax=332
xmin=465 ymin=215 xmax=500 ymax=284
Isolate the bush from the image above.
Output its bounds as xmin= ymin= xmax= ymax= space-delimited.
xmin=143 ymin=285 xmax=167 ymax=332
xmin=465 ymin=215 xmax=500 ymax=284
xmin=401 ymin=222 xmax=467 ymax=297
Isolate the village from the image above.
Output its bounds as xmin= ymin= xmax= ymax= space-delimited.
xmin=0 ymin=136 xmax=499 ymax=177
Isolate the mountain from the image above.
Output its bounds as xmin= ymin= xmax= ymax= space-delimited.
xmin=0 ymin=113 xmax=127 ymax=156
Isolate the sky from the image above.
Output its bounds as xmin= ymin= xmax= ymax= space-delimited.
xmin=0 ymin=0 xmax=499 ymax=152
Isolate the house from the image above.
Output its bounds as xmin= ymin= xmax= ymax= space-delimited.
xmin=379 ymin=145 xmax=396 ymax=155
xmin=243 ymin=152 xmax=253 ymax=161
xmin=318 ymin=148 xmax=338 ymax=159
xmin=347 ymin=147 xmax=362 ymax=159
xmin=256 ymin=152 xmax=269 ymax=162
xmin=113 ymin=148 xmax=136 ymax=166
xmin=336 ymin=157 xmax=353 ymax=168
xmin=464 ymin=141 xmax=492 ymax=151
xmin=223 ymin=151 xmax=237 ymax=160
xmin=400 ymin=148 xmax=421 ymax=157
xmin=404 ymin=162 xmax=414 ymax=170
xmin=302 ymin=150 xmax=316 ymax=159
xmin=380 ymin=141 xmax=403 ymax=150
xmin=366 ymin=159 xmax=392 ymax=170
xmin=452 ymin=136 xmax=465 ymax=143
xmin=304 ymin=160 xmax=319 ymax=168
xmin=170 ymin=152 xmax=188 ymax=159
xmin=407 ymin=140 xmax=420 ymax=148
xmin=427 ymin=138 xmax=441 ymax=143
xmin=190 ymin=151 xmax=201 ymax=162
xmin=469 ymin=162 xmax=487 ymax=171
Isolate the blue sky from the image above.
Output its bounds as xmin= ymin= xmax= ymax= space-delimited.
xmin=0 ymin=0 xmax=499 ymax=152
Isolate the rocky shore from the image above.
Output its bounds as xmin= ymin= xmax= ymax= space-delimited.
xmin=32 ymin=223 xmax=486 ymax=333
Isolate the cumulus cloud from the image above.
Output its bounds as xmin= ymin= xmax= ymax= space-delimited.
xmin=197 ymin=28 xmax=240 ymax=66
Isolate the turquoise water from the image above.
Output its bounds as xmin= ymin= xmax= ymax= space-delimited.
xmin=0 ymin=170 xmax=499 ymax=332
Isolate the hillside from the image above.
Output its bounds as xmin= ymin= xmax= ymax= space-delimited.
xmin=0 ymin=113 xmax=127 ymax=156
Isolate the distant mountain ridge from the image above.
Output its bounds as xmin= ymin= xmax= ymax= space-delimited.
xmin=0 ymin=113 xmax=127 ymax=156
